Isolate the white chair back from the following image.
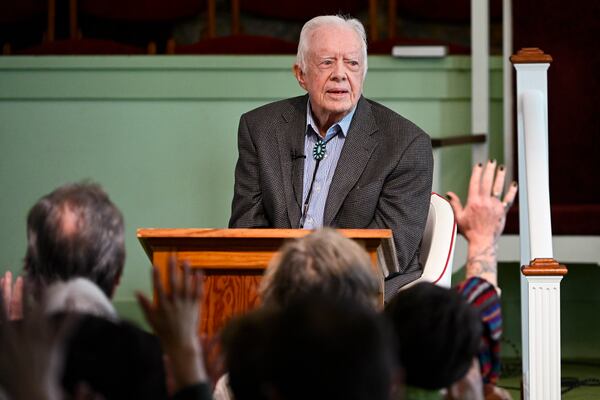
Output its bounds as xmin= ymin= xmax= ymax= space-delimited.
xmin=404 ymin=193 xmax=457 ymax=289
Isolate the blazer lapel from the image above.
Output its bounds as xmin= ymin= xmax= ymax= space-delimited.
xmin=323 ymin=97 xmax=378 ymax=226
xmin=275 ymin=95 xmax=307 ymax=228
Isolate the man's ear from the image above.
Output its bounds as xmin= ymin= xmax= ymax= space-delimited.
xmin=293 ymin=64 xmax=307 ymax=91
xmin=109 ymin=270 xmax=122 ymax=299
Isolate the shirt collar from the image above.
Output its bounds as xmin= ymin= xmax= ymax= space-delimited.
xmin=305 ymin=97 xmax=356 ymax=139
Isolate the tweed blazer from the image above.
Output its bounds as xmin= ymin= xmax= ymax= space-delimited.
xmin=229 ymin=95 xmax=433 ymax=284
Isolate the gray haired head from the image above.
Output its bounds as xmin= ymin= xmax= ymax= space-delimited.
xmin=296 ymin=15 xmax=368 ymax=78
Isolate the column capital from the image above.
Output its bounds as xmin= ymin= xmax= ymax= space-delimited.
xmin=521 ymin=258 xmax=568 ymax=276
xmin=510 ymin=48 xmax=553 ymax=64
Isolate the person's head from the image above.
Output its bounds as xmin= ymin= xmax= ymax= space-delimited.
xmin=385 ymin=282 xmax=483 ymax=390
xmin=223 ymin=293 xmax=396 ymax=400
xmin=24 ymin=182 xmax=125 ymax=299
xmin=293 ymin=15 xmax=367 ymax=126
xmin=60 ymin=314 xmax=167 ymax=400
xmin=260 ymin=228 xmax=381 ymax=309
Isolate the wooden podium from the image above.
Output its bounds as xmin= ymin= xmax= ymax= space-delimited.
xmin=137 ymin=228 xmax=395 ymax=339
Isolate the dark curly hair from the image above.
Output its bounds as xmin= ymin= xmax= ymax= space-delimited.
xmin=385 ymin=282 xmax=483 ymax=389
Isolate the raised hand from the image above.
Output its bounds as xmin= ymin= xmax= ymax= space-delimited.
xmin=446 ymin=161 xmax=518 ymax=289
xmin=0 ymin=288 xmax=73 ymax=400
xmin=136 ymin=256 xmax=207 ymax=392
xmin=1 ymin=271 xmax=24 ymax=320
xmin=447 ymin=160 xmax=517 ymax=247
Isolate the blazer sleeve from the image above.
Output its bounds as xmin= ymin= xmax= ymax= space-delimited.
xmin=368 ymin=132 xmax=433 ymax=275
xmin=228 ymin=114 xmax=270 ymax=228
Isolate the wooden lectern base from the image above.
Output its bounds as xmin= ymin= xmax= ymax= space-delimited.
xmin=137 ymin=228 xmax=393 ymax=339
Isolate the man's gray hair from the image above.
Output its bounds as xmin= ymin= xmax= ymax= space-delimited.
xmin=296 ymin=15 xmax=368 ymax=77
xmin=260 ymin=228 xmax=380 ymax=309
xmin=24 ymin=182 xmax=125 ymax=299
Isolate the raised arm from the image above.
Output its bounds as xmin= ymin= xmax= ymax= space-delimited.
xmin=446 ymin=160 xmax=518 ymax=290
xmin=0 ymin=287 xmax=70 ymax=400
xmin=136 ymin=257 xmax=210 ymax=398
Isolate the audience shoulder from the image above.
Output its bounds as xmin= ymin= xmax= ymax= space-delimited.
xmin=43 ymin=277 xmax=118 ymax=320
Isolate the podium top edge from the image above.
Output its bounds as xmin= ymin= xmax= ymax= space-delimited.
xmin=136 ymin=228 xmax=393 ymax=240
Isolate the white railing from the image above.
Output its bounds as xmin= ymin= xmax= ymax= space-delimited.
xmin=522 ymin=90 xmax=554 ymax=256
xmin=471 ymin=0 xmax=490 ymax=164
xmin=512 ymin=48 xmax=567 ymax=400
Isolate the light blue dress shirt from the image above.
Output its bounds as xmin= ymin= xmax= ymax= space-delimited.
xmin=301 ymin=100 xmax=356 ymax=228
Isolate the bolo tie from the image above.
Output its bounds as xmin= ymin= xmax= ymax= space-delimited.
xmin=299 ymin=133 xmax=338 ymax=228
xmin=312 ymin=134 xmax=337 ymax=161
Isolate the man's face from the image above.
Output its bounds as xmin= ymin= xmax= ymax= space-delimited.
xmin=294 ymin=25 xmax=365 ymax=124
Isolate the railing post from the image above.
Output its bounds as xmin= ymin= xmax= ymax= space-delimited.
xmin=510 ymin=48 xmax=568 ymax=400
xmin=471 ymin=0 xmax=489 ymax=163
xmin=502 ymin=0 xmax=514 ymax=183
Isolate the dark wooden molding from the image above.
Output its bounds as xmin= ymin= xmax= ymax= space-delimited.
xmin=69 ymin=0 xmax=77 ymax=40
xmin=369 ymin=0 xmax=379 ymax=41
xmin=207 ymin=0 xmax=216 ymax=38
xmin=388 ymin=0 xmax=397 ymax=39
xmin=48 ymin=0 xmax=56 ymax=42
xmin=521 ymin=258 xmax=568 ymax=276
xmin=231 ymin=0 xmax=240 ymax=35
xmin=431 ymin=133 xmax=487 ymax=149
xmin=510 ymin=47 xmax=553 ymax=64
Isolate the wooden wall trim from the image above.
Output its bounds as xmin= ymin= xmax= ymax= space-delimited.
xmin=431 ymin=133 xmax=486 ymax=148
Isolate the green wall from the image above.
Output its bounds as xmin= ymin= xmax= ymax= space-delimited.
xmin=0 ymin=55 xmax=504 ymax=324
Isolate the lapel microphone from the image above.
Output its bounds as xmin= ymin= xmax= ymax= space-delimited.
xmin=291 ymin=149 xmax=306 ymax=160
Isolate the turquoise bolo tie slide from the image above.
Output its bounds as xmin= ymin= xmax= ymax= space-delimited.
xmin=312 ymin=139 xmax=327 ymax=160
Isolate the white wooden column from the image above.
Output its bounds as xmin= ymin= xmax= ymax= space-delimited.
xmin=502 ymin=0 xmax=514 ymax=182
xmin=511 ymin=48 xmax=567 ymax=400
xmin=521 ymin=260 xmax=567 ymax=400
xmin=471 ymin=0 xmax=489 ymax=163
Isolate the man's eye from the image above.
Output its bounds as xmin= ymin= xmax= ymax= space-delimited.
xmin=322 ymin=60 xmax=333 ymax=65
xmin=348 ymin=61 xmax=359 ymax=67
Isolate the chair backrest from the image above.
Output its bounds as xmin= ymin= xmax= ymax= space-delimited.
xmin=405 ymin=193 xmax=457 ymax=289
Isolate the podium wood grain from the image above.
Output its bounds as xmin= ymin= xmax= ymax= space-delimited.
xmin=137 ymin=228 xmax=391 ymax=339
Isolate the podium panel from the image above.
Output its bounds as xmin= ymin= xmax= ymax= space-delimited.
xmin=137 ymin=228 xmax=393 ymax=338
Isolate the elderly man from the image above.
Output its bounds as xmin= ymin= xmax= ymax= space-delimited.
xmin=229 ymin=15 xmax=433 ymax=291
